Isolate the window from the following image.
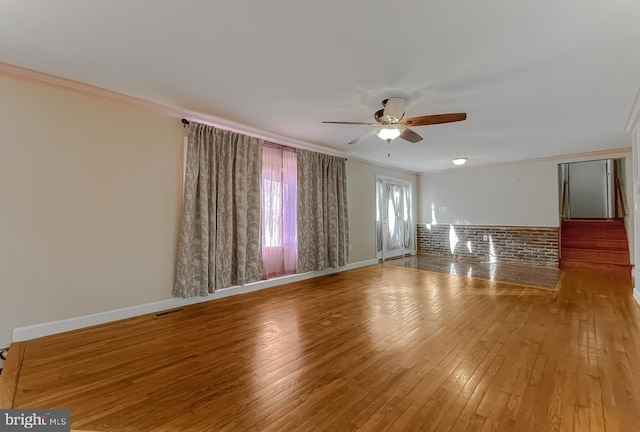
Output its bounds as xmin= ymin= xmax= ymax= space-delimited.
xmin=261 ymin=143 xmax=297 ymax=278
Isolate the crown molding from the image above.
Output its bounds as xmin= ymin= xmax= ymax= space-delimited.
xmin=418 ymin=147 xmax=631 ymax=175
xmin=0 ymin=61 xmax=180 ymax=117
xmin=0 ymin=61 xmax=336 ymax=155
xmin=0 ymin=61 xmax=421 ymax=175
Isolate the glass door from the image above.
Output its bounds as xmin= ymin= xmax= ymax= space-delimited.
xmin=376 ymin=177 xmax=413 ymax=260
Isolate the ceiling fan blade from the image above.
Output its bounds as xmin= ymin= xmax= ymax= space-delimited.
xmin=382 ymin=97 xmax=407 ymax=122
xmin=399 ymin=128 xmax=423 ymax=143
xmin=401 ymin=113 xmax=467 ymax=127
xmin=347 ymin=130 xmax=375 ymax=145
xmin=322 ymin=121 xmax=377 ymax=125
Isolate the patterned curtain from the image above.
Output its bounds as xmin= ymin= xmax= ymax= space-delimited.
xmin=173 ymin=122 xmax=263 ymax=297
xmin=296 ymin=150 xmax=349 ymax=272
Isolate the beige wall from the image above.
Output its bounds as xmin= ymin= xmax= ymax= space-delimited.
xmin=0 ymin=75 xmax=419 ymax=347
xmin=346 ymin=159 xmax=418 ymax=262
xmin=2 ymin=73 xmax=633 ymax=347
xmin=3 ymin=73 xmax=632 ymax=347
xmin=0 ymin=76 xmax=184 ymax=347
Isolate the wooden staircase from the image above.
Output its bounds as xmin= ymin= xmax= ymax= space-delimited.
xmin=560 ymin=219 xmax=632 ymax=275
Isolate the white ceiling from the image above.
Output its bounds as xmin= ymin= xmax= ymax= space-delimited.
xmin=2 ymin=0 xmax=640 ymax=172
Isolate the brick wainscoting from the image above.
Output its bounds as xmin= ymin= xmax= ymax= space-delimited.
xmin=416 ymin=224 xmax=559 ymax=268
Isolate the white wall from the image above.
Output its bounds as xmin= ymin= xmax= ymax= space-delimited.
xmin=418 ymin=161 xmax=560 ymax=227
xmin=346 ymin=160 xmax=417 ymax=262
xmin=619 ymin=157 xmax=634 ymax=265
xmin=418 ymin=154 xmax=634 ymax=264
xmin=630 ymin=122 xmax=640 ymax=302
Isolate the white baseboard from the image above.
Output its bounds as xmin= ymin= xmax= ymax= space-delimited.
xmin=11 ymin=259 xmax=378 ymax=343
xmin=634 ymin=288 xmax=640 ymax=307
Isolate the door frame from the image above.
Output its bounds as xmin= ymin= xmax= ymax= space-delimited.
xmin=375 ymin=175 xmax=416 ymax=261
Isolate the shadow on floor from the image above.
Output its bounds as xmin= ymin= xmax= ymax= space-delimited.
xmin=385 ymin=254 xmax=562 ymax=289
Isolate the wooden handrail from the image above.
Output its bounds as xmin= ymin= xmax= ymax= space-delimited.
xmin=560 ymin=179 xmax=570 ymax=219
xmin=615 ymin=177 xmax=629 ymax=217
xmin=560 ymin=177 xmax=627 ymax=219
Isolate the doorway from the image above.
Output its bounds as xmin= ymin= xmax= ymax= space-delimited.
xmin=558 ymin=158 xmax=625 ymax=219
xmin=376 ymin=177 xmax=414 ymax=260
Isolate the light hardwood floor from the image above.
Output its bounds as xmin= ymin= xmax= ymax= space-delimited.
xmin=2 ymin=264 xmax=640 ymax=431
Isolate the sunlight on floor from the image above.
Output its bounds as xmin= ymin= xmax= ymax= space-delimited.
xmin=386 ymin=254 xmax=561 ymax=289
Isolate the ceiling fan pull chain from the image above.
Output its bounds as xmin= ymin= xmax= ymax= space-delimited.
xmin=387 ymin=140 xmax=391 ymax=157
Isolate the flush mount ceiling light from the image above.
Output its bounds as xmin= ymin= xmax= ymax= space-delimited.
xmin=374 ymin=124 xmax=405 ymax=141
xmin=452 ymin=157 xmax=468 ymax=166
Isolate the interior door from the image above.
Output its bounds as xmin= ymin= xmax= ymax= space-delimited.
xmin=376 ymin=178 xmax=413 ymax=260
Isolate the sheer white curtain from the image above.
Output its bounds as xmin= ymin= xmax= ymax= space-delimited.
xmin=261 ymin=143 xmax=297 ymax=278
xmin=385 ymin=183 xmax=403 ymax=251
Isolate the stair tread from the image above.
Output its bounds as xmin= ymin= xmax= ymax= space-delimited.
xmin=560 ymin=258 xmax=633 ymax=267
xmin=562 ymin=227 xmax=626 ymax=231
xmin=561 ymin=234 xmax=627 ymax=238
xmin=561 ymin=233 xmax=627 ymax=240
xmin=561 ymin=239 xmax=628 ymax=247
xmin=560 ymin=219 xmax=630 ymax=274
xmin=562 ymin=218 xmax=624 ymax=222
xmin=560 ymin=260 xmax=633 ymax=275
xmin=562 ymin=239 xmax=628 ymax=245
xmin=561 ymin=247 xmax=629 ymax=254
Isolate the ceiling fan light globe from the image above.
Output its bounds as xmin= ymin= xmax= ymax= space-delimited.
xmin=375 ymin=124 xmax=405 ymax=141
xmin=452 ymin=157 xmax=468 ymax=166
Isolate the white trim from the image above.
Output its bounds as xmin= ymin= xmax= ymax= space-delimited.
xmin=0 ymin=61 xmax=421 ymax=175
xmin=418 ymin=147 xmax=632 ymax=175
xmin=11 ymin=259 xmax=378 ymax=343
xmin=634 ymin=288 xmax=640 ymax=307
xmin=625 ymin=87 xmax=640 ymax=133
xmin=346 ymin=157 xmax=418 ymax=176
xmin=0 ymin=61 xmax=329 ymax=158
xmin=181 ymin=111 xmax=345 ymax=159
xmin=376 ymin=176 xmax=417 ymax=260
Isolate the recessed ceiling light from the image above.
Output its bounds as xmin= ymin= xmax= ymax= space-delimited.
xmin=452 ymin=157 xmax=468 ymax=166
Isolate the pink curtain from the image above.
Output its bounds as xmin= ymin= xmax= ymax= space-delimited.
xmin=261 ymin=143 xmax=297 ymax=278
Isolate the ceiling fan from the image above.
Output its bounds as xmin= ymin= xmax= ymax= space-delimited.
xmin=323 ymin=98 xmax=467 ymax=145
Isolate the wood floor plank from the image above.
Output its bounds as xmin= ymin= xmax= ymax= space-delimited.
xmin=6 ymin=265 xmax=640 ymax=431
xmin=0 ymin=341 xmax=25 ymax=409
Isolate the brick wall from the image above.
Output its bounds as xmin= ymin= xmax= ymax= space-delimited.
xmin=416 ymin=224 xmax=559 ymax=268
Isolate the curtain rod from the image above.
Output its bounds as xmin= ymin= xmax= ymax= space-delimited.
xmin=181 ymin=118 xmax=347 ymax=160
